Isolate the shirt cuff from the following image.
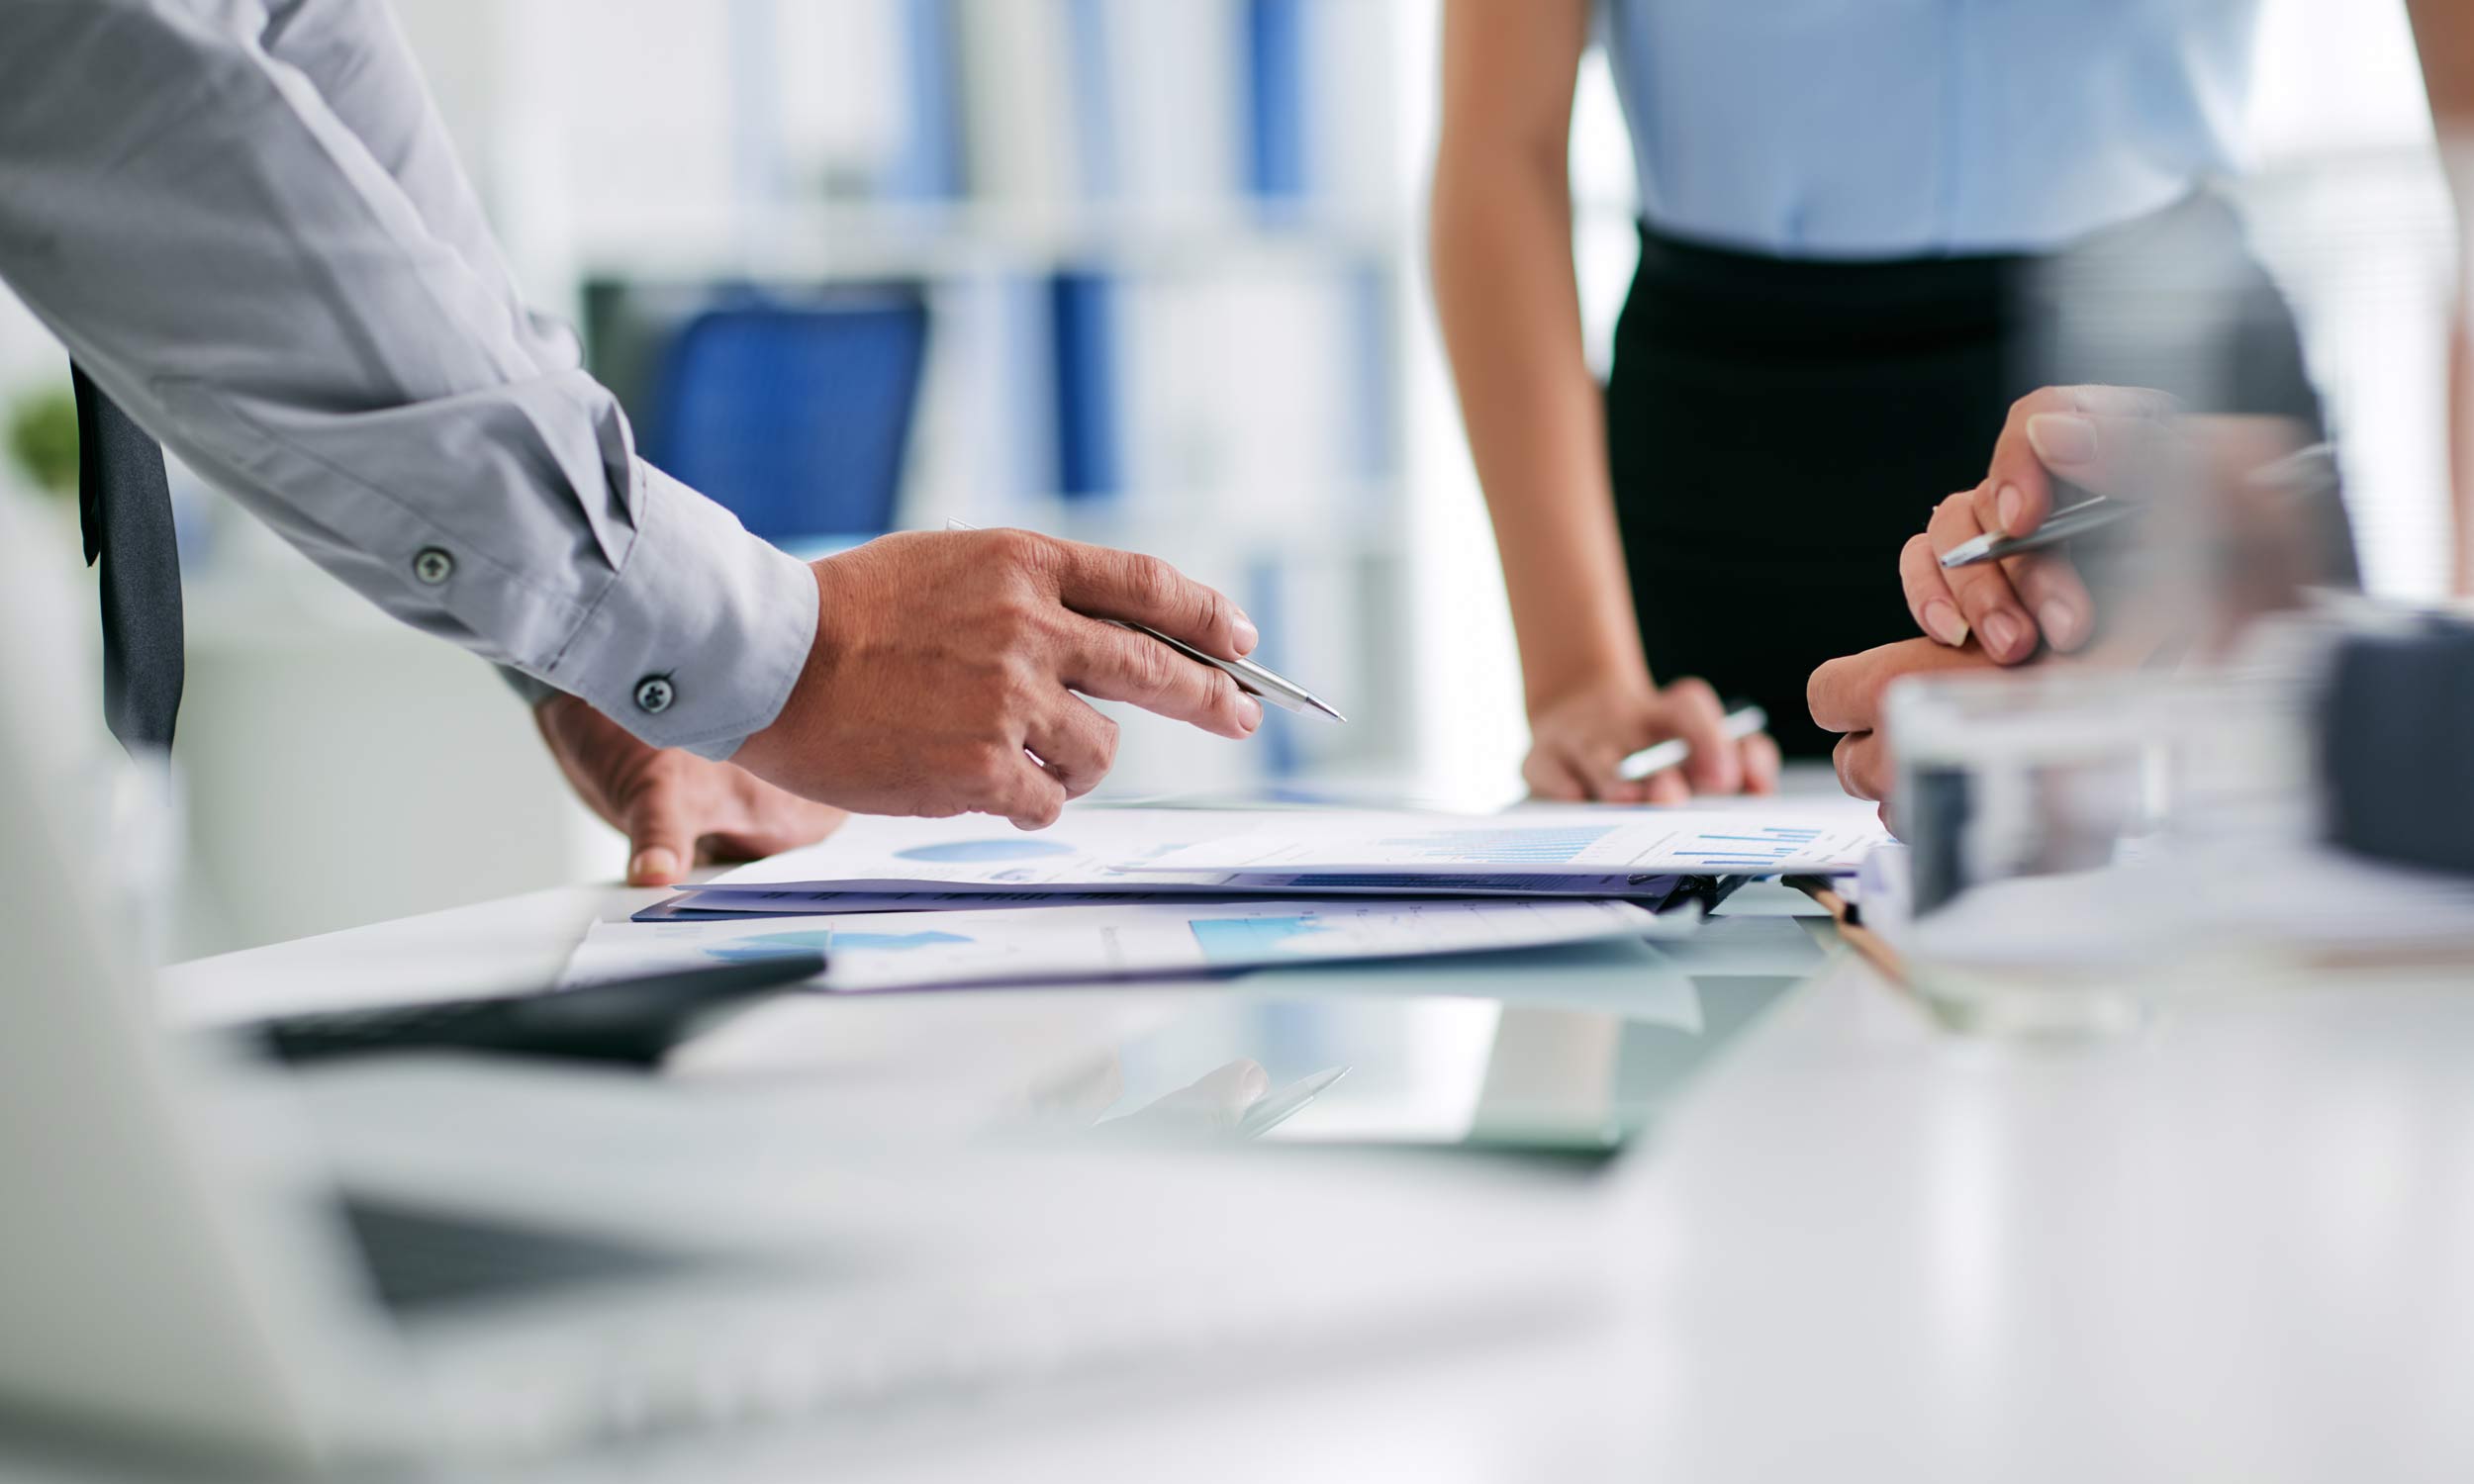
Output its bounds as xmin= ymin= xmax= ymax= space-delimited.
xmin=495 ymin=665 xmax=560 ymax=708
xmin=540 ymin=462 xmax=817 ymax=760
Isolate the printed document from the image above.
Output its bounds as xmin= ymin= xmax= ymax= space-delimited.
xmin=567 ymin=896 xmax=1682 ymax=995
xmin=701 ymin=808 xmax=1706 ymax=899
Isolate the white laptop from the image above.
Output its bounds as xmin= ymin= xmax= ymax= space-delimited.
xmin=0 ymin=500 xmax=1608 ymax=1475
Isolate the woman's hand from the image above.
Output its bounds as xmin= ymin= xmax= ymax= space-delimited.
xmin=1523 ymin=672 xmax=1781 ymax=804
xmin=1902 ymin=385 xmax=2182 ymax=665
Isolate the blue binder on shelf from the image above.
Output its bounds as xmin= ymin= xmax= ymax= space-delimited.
xmin=1048 ymin=271 xmax=1120 ymax=503
xmin=1245 ymin=0 xmax=1308 ymax=205
xmin=647 ymin=291 xmax=932 ymax=543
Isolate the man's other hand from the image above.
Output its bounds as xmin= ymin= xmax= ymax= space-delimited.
xmin=536 ymin=695 xmax=847 ymax=885
xmin=734 ymin=529 xmax=1264 ymax=830
xmin=1807 ymin=638 xmax=2000 ymax=824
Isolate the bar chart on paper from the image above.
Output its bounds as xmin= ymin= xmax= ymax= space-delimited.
xmin=1123 ymin=806 xmax=1890 ymax=879
xmin=1662 ymin=824 xmax=1829 ymax=870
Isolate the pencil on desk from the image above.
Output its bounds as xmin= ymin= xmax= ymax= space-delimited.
xmin=1783 ymin=875 xmax=1910 ymax=990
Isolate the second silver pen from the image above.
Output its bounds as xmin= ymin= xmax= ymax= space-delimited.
xmin=1617 ymin=703 xmax=1769 ymax=783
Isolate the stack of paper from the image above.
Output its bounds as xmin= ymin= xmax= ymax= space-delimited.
xmin=647 ymin=803 xmax=1883 ymax=911
xmin=568 ymin=800 xmax=1887 ymax=999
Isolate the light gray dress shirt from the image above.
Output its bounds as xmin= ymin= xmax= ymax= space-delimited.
xmin=0 ymin=0 xmax=817 ymax=760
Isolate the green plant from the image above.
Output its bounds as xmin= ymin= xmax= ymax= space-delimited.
xmin=6 ymin=384 xmax=78 ymax=500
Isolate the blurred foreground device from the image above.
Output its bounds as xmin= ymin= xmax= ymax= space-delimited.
xmin=2321 ymin=614 xmax=2474 ymax=875
xmin=253 ymin=954 xmax=826 ymax=1067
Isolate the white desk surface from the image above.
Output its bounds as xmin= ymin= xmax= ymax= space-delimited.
xmin=139 ymin=881 xmax=2474 ymax=1483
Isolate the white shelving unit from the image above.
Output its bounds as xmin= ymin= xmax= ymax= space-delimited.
xmin=481 ymin=0 xmax=1421 ymax=795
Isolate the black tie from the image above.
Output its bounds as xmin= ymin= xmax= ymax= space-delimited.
xmin=72 ymin=365 xmax=185 ymax=755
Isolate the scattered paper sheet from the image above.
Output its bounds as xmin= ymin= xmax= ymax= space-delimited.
xmin=630 ymin=888 xmax=1253 ymax=922
xmin=567 ymin=897 xmax=1689 ymax=995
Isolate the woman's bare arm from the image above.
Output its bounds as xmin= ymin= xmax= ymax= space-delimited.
xmin=1430 ymin=0 xmax=1772 ymax=798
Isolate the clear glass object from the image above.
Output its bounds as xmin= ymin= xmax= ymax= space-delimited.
xmin=1884 ymin=645 xmax=2323 ymax=1039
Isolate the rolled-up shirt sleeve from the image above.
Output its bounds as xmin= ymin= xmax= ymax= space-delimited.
xmin=0 ymin=0 xmax=815 ymax=758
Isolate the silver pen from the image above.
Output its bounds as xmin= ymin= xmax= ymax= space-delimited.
xmin=1617 ymin=703 xmax=1767 ymax=783
xmin=1939 ymin=499 xmax=2142 ymax=569
xmin=1116 ymin=620 xmax=1346 ymax=722
xmin=947 ymin=519 xmax=1345 ymax=721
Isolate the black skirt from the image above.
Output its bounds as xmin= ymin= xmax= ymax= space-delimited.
xmin=1603 ymin=191 xmax=2332 ymax=758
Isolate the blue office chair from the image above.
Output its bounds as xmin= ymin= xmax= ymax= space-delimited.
xmin=645 ymin=291 xmax=931 ymax=543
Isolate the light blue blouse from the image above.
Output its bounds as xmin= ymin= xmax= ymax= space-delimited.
xmin=1596 ymin=0 xmax=2261 ymax=258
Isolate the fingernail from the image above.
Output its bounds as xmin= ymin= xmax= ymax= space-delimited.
xmin=1238 ymin=695 xmax=1264 ymax=732
xmin=1923 ymin=600 xmax=1970 ymax=647
xmin=2039 ymin=600 xmax=2082 ymax=649
xmin=1981 ymin=610 xmax=2029 ymax=660
xmin=1996 ymin=484 xmax=2027 ymax=536
xmin=629 ymin=847 xmax=678 ymax=882
xmin=2027 ymin=413 xmax=2098 ymax=466
xmin=1231 ymin=612 xmax=1260 ymax=655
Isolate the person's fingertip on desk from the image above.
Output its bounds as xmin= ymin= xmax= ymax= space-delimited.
xmin=534 ymin=694 xmax=848 ymax=886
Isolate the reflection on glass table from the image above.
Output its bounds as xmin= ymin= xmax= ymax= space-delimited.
xmin=1092 ymin=937 xmax=1800 ymax=1159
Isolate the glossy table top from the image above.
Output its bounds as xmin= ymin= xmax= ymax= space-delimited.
xmin=114 ymin=881 xmax=2474 ymax=1481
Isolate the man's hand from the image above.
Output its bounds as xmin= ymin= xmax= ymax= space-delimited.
xmin=1811 ymin=613 xmax=2176 ymax=826
xmin=1905 ymin=390 xmax=2326 ymax=667
xmin=1523 ymin=671 xmax=1781 ymax=803
xmin=1807 ymin=638 xmax=2000 ymax=820
xmin=536 ymin=695 xmax=847 ymax=886
xmin=733 ymin=528 xmax=1264 ymax=829
xmin=1901 ymin=385 xmax=2183 ymax=665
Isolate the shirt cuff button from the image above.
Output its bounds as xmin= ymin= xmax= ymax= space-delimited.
xmin=412 ymin=547 xmax=455 ymax=586
xmin=633 ymin=676 xmax=676 ymax=715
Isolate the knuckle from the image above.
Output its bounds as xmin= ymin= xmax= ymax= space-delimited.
xmin=966 ymin=739 xmax=1019 ymax=787
xmin=1127 ymin=638 xmax=1178 ymax=696
xmin=1128 ymin=554 xmax=1181 ymax=613
xmin=1190 ymin=581 xmax=1233 ymax=635
xmin=991 ymin=583 xmax=1051 ymax=633
xmin=997 ymin=655 xmax=1047 ymax=705
xmin=990 ymin=528 xmax=1040 ymax=567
